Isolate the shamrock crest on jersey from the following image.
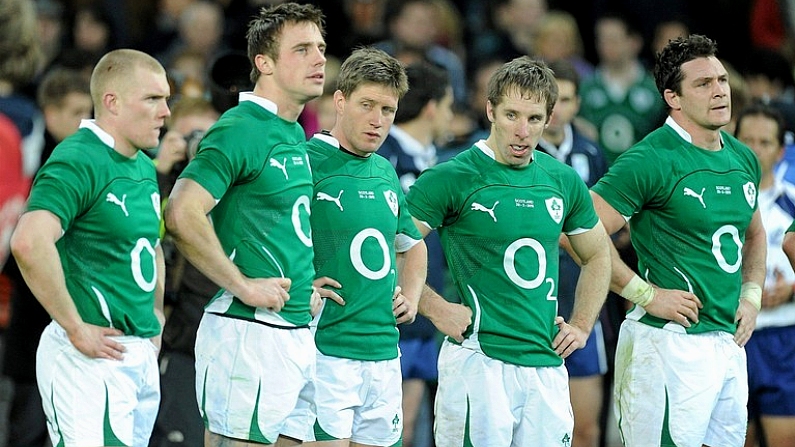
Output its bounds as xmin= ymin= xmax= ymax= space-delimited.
xmin=545 ymin=196 xmax=564 ymax=224
xmin=743 ymin=181 xmax=756 ymax=208
xmin=384 ymin=190 xmax=398 ymax=217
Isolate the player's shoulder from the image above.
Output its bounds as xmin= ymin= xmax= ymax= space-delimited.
xmin=47 ymin=129 xmax=112 ymax=169
xmin=623 ymin=125 xmax=681 ymax=158
xmin=306 ymin=133 xmax=342 ymax=169
xmin=721 ymin=131 xmax=758 ymax=161
xmin=415 ymin=147 xmax=476 ymax=185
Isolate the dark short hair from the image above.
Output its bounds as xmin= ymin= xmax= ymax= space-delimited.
xmin=37 ymin=68 xmax=90 ymax=109
xmin=734 ymin=102 xmax=787 ymax=147
xmin=654 ymin=34 xmax=718 ymax=102
xmin=546 ymin=59 xmax=580 ymax=95
xmin=395 ymin=62 xmax=450 ymax=124
xmin=596 ymin=11 xmax=642 ymax=38
xmin=246 ymin=2 xmax=325 ymax=84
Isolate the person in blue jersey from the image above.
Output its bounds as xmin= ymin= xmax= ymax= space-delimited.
xmin=539 ymin=59 xmax=609 ymax=447
xmin=164 ymin=3 xmax=338 ymax=446
xmin=591 ymin=34 xmax=767 ymax=447
xmin=10 ymin=49 xmax=170 ymax=447
xmin=407 ymin=56 xmax=612 ymax=447
xmin=735 ymin=103 xmax=795 ymax=447
xmin=304 ymin=46 xmax=427 ymax=447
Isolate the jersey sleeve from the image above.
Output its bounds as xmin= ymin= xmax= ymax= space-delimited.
xmin=562 ymin=170 xmax=599 ymax=235
xmin=406 ymin=164 xmax=459 ymax=229
xmin=27 ymin=153 xmax=95 ymax=231
xmin=395 ymin=185 xmax=422 ymax=253
xmin=591 ymin=144 xmax=666 ymax=218
xmin=179 ymin=123 xmax=254 ymax=200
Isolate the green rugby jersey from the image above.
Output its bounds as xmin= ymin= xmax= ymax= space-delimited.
xmin=179 ymin=95 xmax=314 ymax=326
xmin=592 ymin=119 xmax=762 ymax=334
xmin=407 ymin=141 xmax=598 ymax=367
xmin=307 ymin=133 xmax=422 ymax=360
xmin=579 ymin=70 xmax=666 ymax=165
xmin=27 ymin=122 xmax=161 ymax=337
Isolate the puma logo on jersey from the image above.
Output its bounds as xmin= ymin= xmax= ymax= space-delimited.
xmin=471 ymin=201 xmax=498 ymax=222
xmin=106 ymin=193 xmax=128 ymax=216
xmin=269 ymin=157 xmax=289 ymax=180
xmin=317 ymin=190 xmax=344 ymax=211
xmin=683 ymin=187 xmax=706 ymax=208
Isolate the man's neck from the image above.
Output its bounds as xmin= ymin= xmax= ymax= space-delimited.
xmin=253 ymin=83 xmax=306 ymax=122
xmin=668 ymin=114 xmax=723 ymax=151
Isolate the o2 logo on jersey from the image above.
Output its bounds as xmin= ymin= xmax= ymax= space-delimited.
xmin=712 ymin=225 xmax=742 ymax=274
xmin=503 ymin=237 xmax=556 ymax=301
xmin=131 ymin=238 xmax=158 ymax=292
xmin=292 ymin=196 xmax=312 ymax=247
xmin=350 ymin=228 xmax=391 ymax=280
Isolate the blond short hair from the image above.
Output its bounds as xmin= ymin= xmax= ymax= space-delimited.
xmin=90 ymin=49 xmax=166 ymax=114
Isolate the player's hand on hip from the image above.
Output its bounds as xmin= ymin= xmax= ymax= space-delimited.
xmin=68 ymin=323 xmax=126 ymax=360
xmin=430 ymin=302 xmax=472 ymax=343
xmin=310 ymin=277 xmax=344 ymax=317
xmin=643 ymin=287 xmax=702 ymax=327
xmin=393 ymin=286 xmax=417 ymax=324
xmin=238 ymin=277 xmax=291 ymax=311
xmin=553 ymin=316 xmax=588 ymax=359
xmin=734 ymin=298 xmax=759 ymax=347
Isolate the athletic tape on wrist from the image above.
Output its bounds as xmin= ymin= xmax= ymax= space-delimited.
xmin=740 ymin=282 xmax=762 ymax=311
xmin=620 ymin=275 xmax=655 ymax=307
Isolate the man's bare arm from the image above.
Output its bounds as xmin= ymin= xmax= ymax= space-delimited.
xmin=165 ymin=178 xmax=291 ymax=310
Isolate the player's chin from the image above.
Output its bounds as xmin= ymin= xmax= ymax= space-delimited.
xmin=711 ymin=108 xmax=731 ymax=125
xmin=304 ymin=84 xmax=324 ymax=99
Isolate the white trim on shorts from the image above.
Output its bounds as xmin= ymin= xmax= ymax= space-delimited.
xmin=195 ymin=312 xmax=316 ymax=443
xmin=614 ymin=320 xmax=748 ymax=447
xmin=310 ymin=351 xmax=403 ymax=446
xmin=434 ymin=340 xmax=573 ymax=447
xmin=36 ymin=321 xmax=160 ymax=447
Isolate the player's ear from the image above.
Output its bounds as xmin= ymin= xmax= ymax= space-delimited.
xmin=333 ymin=90 xmax=345 ymax=115
xmin=254 ymin=54 xmax=274 ymax=76
xmin=486 ymin=100 xmax=495 ymax=124
xmin=103 ymin=92 xmax=119 ymax=115
xmin=663 ymin=89 xmax=680 ymax=110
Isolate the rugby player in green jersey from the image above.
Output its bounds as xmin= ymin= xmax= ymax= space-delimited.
xmin=165 ymin=3 xmax=339 ymax=447
xmin=11 ymin=49 xmax=170 ymax=447
xmin=304 ymin=47 xmax=426 ymax=447
xmin=591 ymin=34 xmax=767 ymax=447
xmin=407 ymin=57 xmax=612 ymax=447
